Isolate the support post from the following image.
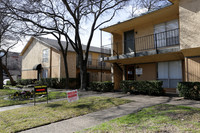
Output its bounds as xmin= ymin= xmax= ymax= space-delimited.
xmin=100 ymin=30 xmax=103 ymax=82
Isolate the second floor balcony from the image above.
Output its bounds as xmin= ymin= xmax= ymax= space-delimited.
xmin=102 ymin=28 xmax=180 ymax=61
xmin=77 ymin=59 xmax=111 ymax=70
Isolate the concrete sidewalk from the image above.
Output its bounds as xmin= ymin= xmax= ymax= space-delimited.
xmin=20 ymin=93 xmax=200 ymax=133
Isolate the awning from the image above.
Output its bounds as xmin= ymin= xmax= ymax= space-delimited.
xmin=33 ymin=64 xmax=42 ymax=70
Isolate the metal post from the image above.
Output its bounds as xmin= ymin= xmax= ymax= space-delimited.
xmin=0 ymin=58 xmax=3 ymax=89
xmin=47 ymin=90 xmax=48 ymax=104
xmin=155 ymin=33 xmax=158 ymax=54
xmin=34 ymin=91 xmax=36 ymax=106
xmin=100 ymin=30 xmax=103 ymax=82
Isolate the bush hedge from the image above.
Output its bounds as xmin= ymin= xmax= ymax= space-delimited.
xmin=17 ymin=78 xmax=78 ymax=89
xmin=90 ymin=81 xmax=114 ymax=92
xmin=17 ymin=79 xmax=36 ymax=85
xmin=6 ymin=80 xmax=11 ymax=85
xmin=120 ymin=80 xmax=164 ymax=96
xmin=177 ymin=82 xmax=200 ymax=100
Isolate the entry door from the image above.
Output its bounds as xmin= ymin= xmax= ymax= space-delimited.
xmin=126 ymin=65 xmax=135 ymax=80
xmin=124 ymin=30 xmax=135 ymax=54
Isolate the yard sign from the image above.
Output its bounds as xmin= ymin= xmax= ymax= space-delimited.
xmin=66 ymin=89 xmax=79 ymax=102
xmin=34 ymin=85 xmax=48 ymax=105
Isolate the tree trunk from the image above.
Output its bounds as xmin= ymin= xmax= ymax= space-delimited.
xmin=62 ymin=54 xmax=69 ymax=89
xmin=79 ymin=59 xmax=88 ymax=90
xmin=2 ymin=63 xmax=16 ymax=86
xmin=0 ymin=58 xmax=3 ymax=89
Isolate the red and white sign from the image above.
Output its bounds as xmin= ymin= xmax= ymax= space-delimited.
xmin=66 ymin=90 xmax=79 ymax=102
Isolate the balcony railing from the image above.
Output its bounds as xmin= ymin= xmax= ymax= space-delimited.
xmin=77 ymin=59 xmax=111 ymax=70
xmin=101 ymin=28 xmax=179 ymax=57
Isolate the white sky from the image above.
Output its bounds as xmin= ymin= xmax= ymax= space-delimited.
xmin=10 ymin=4 xmax=147 ymax=53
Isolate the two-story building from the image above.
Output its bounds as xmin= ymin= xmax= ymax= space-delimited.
xmin=2 ymin=52 xmax=22 ymax=80
xmin=101 ymin=0 xmax=200 ymax=93
xmin=20 ymin=37 xmax=111 ymax=86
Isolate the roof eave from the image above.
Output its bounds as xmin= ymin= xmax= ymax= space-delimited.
xmin=20 ymin=37 xmax=34 ymax=56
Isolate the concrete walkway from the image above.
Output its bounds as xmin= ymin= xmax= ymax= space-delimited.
xmin=19 ymin=93 xmax=200 ymax=133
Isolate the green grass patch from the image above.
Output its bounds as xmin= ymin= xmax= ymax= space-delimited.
xmin=0 ymin=88 xmax=18 ymax=96
xmin=0 ymin=96 xmax=130 ymax=133
xmin=84 ymin=104 xmax=200 ymax=133
xmin=0 ymin=91 xmax=67 ymax=107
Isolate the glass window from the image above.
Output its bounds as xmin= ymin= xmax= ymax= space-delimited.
xmin=42 ymin=49 xmax=49 ymax=63
xmin=158 ymin=61 xmax=182 ymax=88
xmin=158 ymin=62 xmax=168 ymax=79
xmin=98 ymin=55 xmax=106 ymax=67
xmin=88 ymin=54 xmax=92 ymax=65
xmin=42 ymin=69 xmax=48 ymax=78
xmin=154 ymin=19 xmax=179 ymax=47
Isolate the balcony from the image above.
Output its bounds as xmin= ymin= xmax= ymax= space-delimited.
xmin=77 ymin=59 xmax=111 ymax=70
xmin=102 ymin=28 xmax=180 ymax=61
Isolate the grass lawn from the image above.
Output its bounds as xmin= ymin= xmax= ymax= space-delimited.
xmin=0 ymin=96 xmax=130 ymax=133
xmin=0 ymin=88 xmax=67 ymax=107
xmin=0 ymin=88 xmax=18 ymax=96
xmin=84 ymin=104 xmax=200 ymax=133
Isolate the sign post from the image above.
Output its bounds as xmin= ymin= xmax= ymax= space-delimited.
xmin=66 ymin=90 xmax=79 ymax=102
xmin=34 ymin=85 xmax=48 ymax=105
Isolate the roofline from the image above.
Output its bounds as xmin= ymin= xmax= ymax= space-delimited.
xmin=100 ymin=0 xmax=175 ymax=31
xmin=20 ymin=36 xmax=109 ymax=56
xmin=20 ymin=36 xmax=60 ymax=56
xmin=20 ymin=36 xmax=34 ymax=56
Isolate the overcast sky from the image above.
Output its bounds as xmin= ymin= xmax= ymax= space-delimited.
xmin=10 ymin=4 xmax=147 ymax=53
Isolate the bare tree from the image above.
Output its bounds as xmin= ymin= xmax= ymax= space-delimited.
xmin=129 ymin=0 xmax=170 ymax=18
xmin=0 ymin=4 xmax=20 ymax=88
xmin=4 ymin=0 xmax=128 ymax=89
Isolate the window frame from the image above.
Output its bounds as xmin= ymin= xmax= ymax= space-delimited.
xmin=42 ymin=49 xmax=49 ymax=63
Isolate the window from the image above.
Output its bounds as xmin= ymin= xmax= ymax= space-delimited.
xmin=158 ymin=61 xmax=182 ymax=88
xmin=98 ymin=55 xmax=106 ymax=67
xmin=154 ymin=19 xmax=179 ymax=47
xmin=42 ymin=69 xmax=48 ymax=78
xmin=42 ymin=49 xmax=49 ymax=63
xmin=88 ymin=54 xmax=92 ymax=65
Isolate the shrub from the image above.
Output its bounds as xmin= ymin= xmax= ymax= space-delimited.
xmin=17 ymin=78 xmax=78 ymax=89
xmin=120 ymin=80 xmax=164 ymax=96
xmin=16 ymin=85 xmax=24 ymax=89
xmin=177 ymin=82 xmax=200 ymax=100
xmin=36 ymin=78 xmax=78 ymax=89
xmin=90 ymin=81 xmax=114 ymax=92
xmin=3 ymin=86 xmax=10 ymax=89
xmin=17 ymin=79 xmax=36 ymax=85
xmin=6 ymin=80 xmax=11 ymax=85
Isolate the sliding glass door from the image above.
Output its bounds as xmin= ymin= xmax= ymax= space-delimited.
xmin=158 ymin=61 xmax=182 ymax=88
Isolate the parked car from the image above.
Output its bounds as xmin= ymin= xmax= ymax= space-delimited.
xmin=3 ymin=79 xmax=10 ymax=85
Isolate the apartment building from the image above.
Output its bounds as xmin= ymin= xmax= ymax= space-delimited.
xmin=101 ymin=0 xmax=200 ymax=93
xmin=20 ymin=37 xmax=111 ymax=84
